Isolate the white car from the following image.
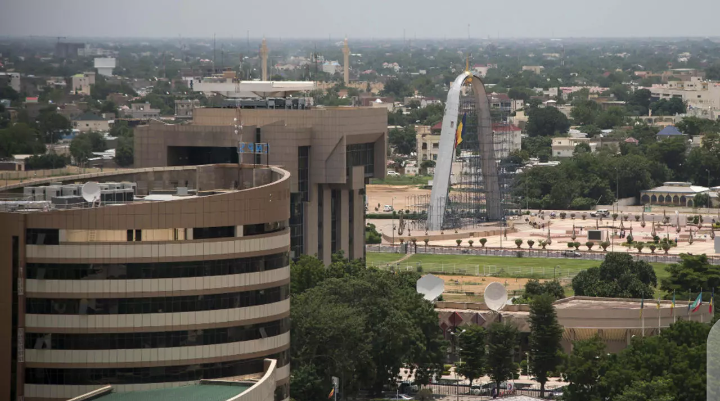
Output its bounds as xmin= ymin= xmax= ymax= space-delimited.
xmin=387 ymin=171 xmax=400 ymax=177
xmin=383 ymin=205 xmax=394 ymax=212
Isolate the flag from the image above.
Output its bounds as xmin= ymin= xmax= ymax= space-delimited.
xmin=690 ymin=292 xmax=703 ymax=313
xmin=328 ymin=388 xmax=335 ymax=399
xmin=710 ymin=289 xmax=714 ymax=314
xmin=454 ymin=113 xmax=467 ymax=148
xmin=671 ymin=290 xmax=675 ymax=309
xmin=640 ymin=296 xmax=644 ymax=318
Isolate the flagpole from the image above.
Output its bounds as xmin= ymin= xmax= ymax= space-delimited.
xmin=658 ymin=298 xmax=661 ymax=334
xmin=641 ymin=295 xmax=645 ymax=337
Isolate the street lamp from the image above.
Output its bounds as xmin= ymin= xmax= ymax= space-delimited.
xmin=614 ymin=167 xmax=619 ymax=214
xmin=391 ymin=196 xmax=397 ymax=246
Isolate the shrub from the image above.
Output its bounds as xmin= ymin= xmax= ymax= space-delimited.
xmin=567 ymin=242 xmax=575 ymax=249
xmin=527 ymin=239 xmax=535 ymax=248
xmin=515 ymin=238 xmax=523 ymax=248
xmin=365 ymin=223 xmax=382 ymax=244
xmin=456 ymin=239 xmax=462 ymax=247
xmin=570 ymin=213 xmax=576 ymax=219
xmin=635 ymin=215 xmax=640 ymax=221
xmin=539 ymin=240 xmax=547 ymax=249
xmin=423 ymin=238 xmax=430 ymax=247
xmin=627 ymin=234 xmax=634 ymax=243
xmin=573 ymin=242 xmax=581 ymax=250
xmin=585 ymin=241 xmax=594 ymax=250
xmin=635 ymin=243 xmax=644 ymax=253
xmin=649 ymin=244 xmax=657 ymax=253
xmin=468 ymin=239 xmax=474 ymax=247
xmin=480 ymin=238 xmax=487 ymax=247
xmin=582 ymin=213 xmax=587 ymax=220
xmin=600 ymin=241 xmax=610 ymax=251
xmin=560 ymin=212 xmax=567 ymax=219
xmin=612 ymin=213 xmax=618 ymax=221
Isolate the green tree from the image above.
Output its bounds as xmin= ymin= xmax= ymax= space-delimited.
xmin=526 ymin=106 xmax=570 ymax=137
xmin=388 ymin=125 xmax=417 ymax=155
xmin=660 ymin=254 xmax=720 ymax=301
xmin=37 ymin=109 xmax=72 ymax=144
xmin=457 ymin=326 xmax=487 ymax=388
xmin=614 ymin=377 xmax=675 ymax=401
xmin=70 ymin=131 xmax=106 ymax=165
xmin=528 ymin=294 xmax=564 ymax=398
xmin=381 ymin=77 xmax=411 ymax=98
xmin=0 ymin=123 xmax=46 ymax=158
xmin=99 ymin=100 xmax=118 ymax=116
xmin=573 ymin=142 xmax=592 ymax=155
xmin=486 ymin=322 xmax=519 ymax=393
xmin=114 ymin=135 xmax=134 ymax=167
xmin=562 ymin=335 xmax=608 ymax=401
xmin=570 ymin=100 xmax=600 ymax=126
xmin=676 ymin=116 xmax=719 ymax=136
xmin=595 ymin=106 xmax=626 ymax=129
xmin=291 ymin=254 xmax=327 ymax=296
xmin=572 ymin=253 xmax=657 ymax=298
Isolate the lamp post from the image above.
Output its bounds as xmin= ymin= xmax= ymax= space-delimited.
xmin=707 ymin=169 xmax=711 ymax=213
xmin=391 ymin=196 xmax=396 ymax=246
xmin=614 ymin=167 xmax=619 ymax=214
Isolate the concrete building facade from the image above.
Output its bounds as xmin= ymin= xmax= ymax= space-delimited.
xmin=127 ymin=103 xmax=160 ymax=120
xmin=0 ymin=164 xmax=292 ymax=401
xmin=134 ymin=107 xmax=387 ymax=264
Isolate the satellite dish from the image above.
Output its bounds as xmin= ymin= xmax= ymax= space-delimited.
xmin=484 ymin=282 xmax=508 ymax=312
xmin=416 ymin=274 xmax=444 ymax=302
xmin=81 ymin=182 xmax=101 ymax=203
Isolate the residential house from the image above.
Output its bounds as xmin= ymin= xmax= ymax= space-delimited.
xmin=650 ymin=77 xmax=720 ymax=110
xmin=127 ymin=102 xmax=160 ymax=119
xmin=522 ymin=66 xmax=545 ymax=74
xmin=656 ymin=125 xmax=685 ymax=141
xmin=71 ymin=72 xmax=96 ymax=95
xmin=175 ymin=99 xmax=201 ymax=118
xmin=73 ymin=112 xmax=111 ymax=132
xmin=492 ymin=123 xmax=522 ymax=159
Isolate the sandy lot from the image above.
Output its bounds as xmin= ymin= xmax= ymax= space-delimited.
xmin=437 ymin=274 xmax=561 ymax=298
xmin=366 ymin=184 xmax=431 ymax=212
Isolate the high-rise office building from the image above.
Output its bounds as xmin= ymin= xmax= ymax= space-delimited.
xmin=134 ymin=107 xmax=387 ymax=264
xmin=0 ymin=164 xmax=291 ymax=401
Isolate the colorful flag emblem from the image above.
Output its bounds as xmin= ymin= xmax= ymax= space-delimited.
xmin=454 ymin=113 xmax=467 ymax=148
xmin=328 ymin=388 xmax=335 ymax=399
xmin=690 ymin=292 xmax=703 ymax=313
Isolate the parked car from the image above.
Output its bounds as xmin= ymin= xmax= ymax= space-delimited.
xmin=387 ymin=170 xmax=400 ymax=177
xmin=548 ymin=385 xmax=566 ymax=398
xmin=590 ymin=209 xmax=610 ymax=217
xmin=563 ymin=250 xmax=581 ymax=257
xmin=383 ymin=205 xmax=394 ymax=212
xmin=384 ymin=394 xmax=413 ymax=400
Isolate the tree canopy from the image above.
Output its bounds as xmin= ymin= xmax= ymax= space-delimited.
xmin=526 ymin=106 xmax=570 ymax=137
xmin=528 ymin=294 xmax=564 ymax=398
xmin=572 ymin=253 xmax=657 ymax=298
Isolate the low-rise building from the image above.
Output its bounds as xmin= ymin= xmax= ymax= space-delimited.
xmin=127 ymin=102 xmax=160 ymax=119
xmin=522 ymin=65 xmax=545 ymax=74
xmin=656 ymin=125 xmax=685 ymax=141
xmin=71 ymin=72 xmax=96 ymax=95
xmin=175 ymin=99 xmax=202 ymax=118
xmin=73 ymin=112 xmax=111 ymax=132
xmin=640 ymin=181 xmax=709 ymax=206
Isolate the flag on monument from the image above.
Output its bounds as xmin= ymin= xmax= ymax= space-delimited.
xmin=455 ymin=113 xmax=467 ymax=148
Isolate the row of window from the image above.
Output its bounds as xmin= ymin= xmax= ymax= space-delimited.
xmin=26 ymin=317 xmax=289 ymax=350
xmin=26 ymin=252 xmax=289 ymax=280
xmin=26 ymin=285 xmax=289 ymax=315
xmin=25 ymin=351 xmax=289 ymax=385
xmin=25 ymin=221 xmax=287 ymax=246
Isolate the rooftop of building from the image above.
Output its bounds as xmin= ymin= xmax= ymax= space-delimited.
xmin=0 ymin=164 xmax=289 ymax=213
xmin=78 ymin=383 xmax=250 ymax=401
xmin=657 ymin=126 xmax=683 ymax=136
xmin=642 ymin=181 xmax=708 ymax=193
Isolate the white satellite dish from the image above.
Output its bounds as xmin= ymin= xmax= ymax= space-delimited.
xmin=484 ymin=282 xmax=508 ymax=312
xmin=81 ymin=182 xmax=101 ymax=203
xmin=417 ymin=274 xmax=444 ymax=302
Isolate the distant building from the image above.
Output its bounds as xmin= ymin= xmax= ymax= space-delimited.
xmin=656 ymin=125 xmax=685 ymax=141
xmin=472 ymin=64 xmax=496 ymax=77
xmin=127 ymin=102 xmax=160 ymax=119
xmin=522 ymin=65 xmax=545 ymax=74
xmin=54 ymin=42 xmax=84 ymax=58
xmin=492 ymin=123 xmax=522 ymax=159
xmin=175 ymin=99 xmax=202 ymax=118
xmin=650 ymin=77 xmax=720 ymax=110
xmin=73 ymin=112 xmax=111 ymax=132
xmin=94 ymin=57 xmax=116 ymax=76
xmin=552 ymin=137 xmax=619 ymax=158
xmin=0 ymin=72 xmax=21 ymax=92
xmin=640 ymin=182 xmax=709 ymax=207
xmin=71 ymin=72 xmax=96 ymax=95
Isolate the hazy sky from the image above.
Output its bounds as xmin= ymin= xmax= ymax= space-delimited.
xmin=2 ymin=0 xmax=720 ymax=39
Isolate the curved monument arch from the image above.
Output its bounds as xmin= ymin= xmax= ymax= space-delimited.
xmin=427 ymin=72 xmax=502 ymax=230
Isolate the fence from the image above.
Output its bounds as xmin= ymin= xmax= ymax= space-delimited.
xmin=368 ymin=261 xmax=580 ymax=281
xmin=417 ymin=382 xmax=563 ymax=399
xmin=0 ymin=167 xmax=72 ymax=182
xmin=366 ymin=244 xmax=720 ymax=266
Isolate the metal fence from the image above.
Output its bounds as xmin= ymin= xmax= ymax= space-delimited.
xmin=418 ymin=382 xmax=563 ymax=399
xmin=366 ymin=244 xmax=720 ymax=266
xmin=368 ymin=261 xmax=580 ymax=281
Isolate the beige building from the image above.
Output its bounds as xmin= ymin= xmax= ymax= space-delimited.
xmin=650 ymin=77 xmax=720 ymax=110
xmin=0 ymin=164 xmax=292 ymax=401
xmin=134 ymin=107 xmax=387 ymax=264
xmin=551 ymin=137 xmax=619 ymax=158
xmin=175 ymin=99 xmax=202 ymax=118
xmin=522 ymin=65 xmax=545 ymax=74
xmin=72 ymin=112 xmax=111 ymax=132
xmin=437 ymin=297 xmax=712 ymax=354
xmin=71 ymin=72 xmax=95 ymax=96
xmin=127 ymin=102 xmax=160 ymax=119
xmin=640 ymin=181 xmax=710 ymax=207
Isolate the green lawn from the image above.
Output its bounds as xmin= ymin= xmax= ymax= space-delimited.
xmin=369 ymin=175 xmax=431 ymax=186
xmin=366 ymin=252 xmax=672 ymax=297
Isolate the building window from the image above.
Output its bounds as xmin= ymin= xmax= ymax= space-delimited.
xmin=26 ymin=229 xmax=59 ymax=245
xmin=297 ymin=146 xmax=310 ymax=202
xmin=25 ymin=351 xmax=289 ymax=385
xmin=331 ymin=189 xmax=339 ymax=254
xmin=27 ymin=317 xmax=289 ymax=350
xmin=26 ymin=284 xmax=290 ymax=315
xmin=346 ymin=143 xmax=375 ymax=177
xmin=193 ymin=226 xmax=235 ymax=240
xmin=243 ymin=221 xmax=287 ymax=236
xmin=27 ymin=252 xmax=289 ymax=280
xmin=290 ymin=193 xmax=305 ymax=260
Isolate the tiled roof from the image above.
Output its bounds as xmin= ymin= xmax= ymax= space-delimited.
xmin=657 ymin=126 xmax=683 ymax=136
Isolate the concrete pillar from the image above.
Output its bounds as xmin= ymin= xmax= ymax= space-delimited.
xmin=339 ymin=188 xmax=350 ymax=256
xmin=260 ymin=37 xmax=269 ymax=81
xmin=305 ymin=183 xmax=318 ymax=257
xmin=342 ymin=38 xmax=350 ymax=86
xmin=352 ymin=188 xmax=365 ymax=260
xmin=321 ymin=186 xmax=332 ymax=264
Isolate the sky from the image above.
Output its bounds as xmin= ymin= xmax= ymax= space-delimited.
xmin=2 ymin=0 xmax=720 ymax=39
